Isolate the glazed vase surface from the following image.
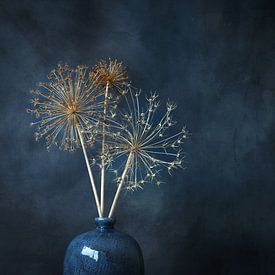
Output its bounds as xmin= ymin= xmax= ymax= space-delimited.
xmin=63 ymin=218 xmax=144 ymax=275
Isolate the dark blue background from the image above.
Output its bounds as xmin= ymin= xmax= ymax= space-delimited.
xmin=0 ymin=0 xmax=275 ymax=274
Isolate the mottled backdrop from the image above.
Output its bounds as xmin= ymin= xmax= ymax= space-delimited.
xmin=0 ymin=0 xmax=275 ymax=274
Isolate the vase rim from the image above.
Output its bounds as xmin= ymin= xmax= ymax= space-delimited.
xmin=95 ymin=217 xmax=116 ymax=229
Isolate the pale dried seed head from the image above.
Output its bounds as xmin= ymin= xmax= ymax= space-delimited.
xmin=90 ymin=58 xmax=129 ymax=98
xmin=104 ymin=88 xmax=188 ymax=191
xmin=27 ymin=64 xmax=105 ymax=152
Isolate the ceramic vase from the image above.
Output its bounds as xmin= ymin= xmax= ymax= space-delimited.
xmin=63 ymin=217 xmax=144 ymax=275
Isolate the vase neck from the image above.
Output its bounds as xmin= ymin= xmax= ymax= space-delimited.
xmin=95 ymin=217 xmax=115 ymax=230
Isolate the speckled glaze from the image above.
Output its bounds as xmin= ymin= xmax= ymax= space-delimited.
xmin=63 ymin=218 xmax=144 ymax=275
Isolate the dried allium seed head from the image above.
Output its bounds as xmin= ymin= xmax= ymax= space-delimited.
xmin=90 ymin=59 xmax=128 ymax=98
xmin=105 ymin=89 xmax=188 ymax=191
xmin=27 ymin=64 xmax=104 ymax=152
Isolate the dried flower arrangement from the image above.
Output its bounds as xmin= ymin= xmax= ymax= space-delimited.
xmin=27 ymin=59 xmax=188 ymax=218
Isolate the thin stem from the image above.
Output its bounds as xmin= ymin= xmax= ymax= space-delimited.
xmin=77 ymin=125 xmax=102 ymax=217
xmin=100 ymin=82 xmax=109 ymax=216
xmin=108 ymin=152 xmax=133 ymax=218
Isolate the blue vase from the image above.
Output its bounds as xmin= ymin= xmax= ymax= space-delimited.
xmin=63 ymin=218 xmax=144 ymax=275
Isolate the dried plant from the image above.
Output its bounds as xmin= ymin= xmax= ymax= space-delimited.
xmin=27 ymin=64 xmax=104 ymax=216
xmin=27 ymin=64 xmax=103 ymax=152
xmin=89 ymin=59 xmax=129 ymax=216
xmin=90 ymin=58 xmax=128 ymax=98
xmin=27 ymin=60 xmax=188 ymax=219
xmin=104 ymin=89 xmax=188 ymax=217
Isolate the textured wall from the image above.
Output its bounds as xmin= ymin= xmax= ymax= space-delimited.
xmin=0 ymin=0 xmax=275 ymax=274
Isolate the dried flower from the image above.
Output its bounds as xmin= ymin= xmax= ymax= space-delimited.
xmin=105 ymin=89 xmax=188 ymax=191
xmin=27 ymin=64 xmax=104 ymax=152
xmin=26 ymin=59 xmax=189 ymax=218
xmin=90 ymin=59 xmax=128 ymax=99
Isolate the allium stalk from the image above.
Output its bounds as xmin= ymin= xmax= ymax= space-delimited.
xmin=108 ymin=152 xmax=133 ymax=218
xmin=77 ymin=125 xmax=102 ymax=217
xmin=100 ymin=81 xmax=109 ymax=215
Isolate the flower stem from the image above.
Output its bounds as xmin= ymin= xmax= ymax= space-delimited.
xmin=108 ymin=152 xmax=133 ymax=218
xmin=100 ymin=82 xmax=109 ymax=216
xmin=77 ymin=126 xmax=102 ymax=217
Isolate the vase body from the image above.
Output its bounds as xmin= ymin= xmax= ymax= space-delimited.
xmin=63 ymin=218 xmax=144 ymax=275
